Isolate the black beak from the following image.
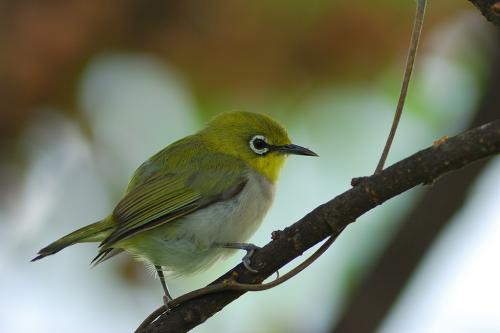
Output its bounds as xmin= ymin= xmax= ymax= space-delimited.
xmin=274 ymin=144 xmax=318 ymax=156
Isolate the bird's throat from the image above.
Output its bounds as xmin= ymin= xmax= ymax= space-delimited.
xmin=248 ymin=155 xmax=286 ymax=183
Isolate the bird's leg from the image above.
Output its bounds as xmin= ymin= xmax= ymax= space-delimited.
xmin=218 ymin=242 xmax=261 ymax=273
xmin=155 ymin=265 xmax=173 ymax=306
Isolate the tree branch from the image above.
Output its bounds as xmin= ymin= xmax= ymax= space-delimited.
xmin=468 ymin=0 xmax=500 ymax=26
xmin=138 ymin=120 xmax=500 ymax=333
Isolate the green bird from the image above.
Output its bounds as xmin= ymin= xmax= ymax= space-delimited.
xmin=32 ymin=111 xmax=317 ymax=303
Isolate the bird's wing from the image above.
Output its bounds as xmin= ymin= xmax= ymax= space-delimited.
xmin=98 ymin=153 xmax=248 ymax=251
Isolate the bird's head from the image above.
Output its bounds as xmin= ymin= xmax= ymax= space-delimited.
xmin=201 ymin=111 xmax=317 ymax=183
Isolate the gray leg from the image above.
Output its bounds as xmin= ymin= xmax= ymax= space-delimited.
xmin=218 ymin=242 xmax=261 ymax=273
xmin=155 ymin=265 xmax=173 ymax=306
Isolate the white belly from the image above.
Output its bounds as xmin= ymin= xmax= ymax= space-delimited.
xmin=128 ymin=170 xmax=275 ymax=275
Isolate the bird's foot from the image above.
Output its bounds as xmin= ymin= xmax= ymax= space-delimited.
xmin=163 ymin=295 xmax=172 ymax=308
xmin=218 ymin=242 xmax=261 ymax=273
xmin=241 ymin=244 xmax=261 ymax=273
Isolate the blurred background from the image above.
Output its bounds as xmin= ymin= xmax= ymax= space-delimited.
xmin=1 ymin=1 xmax=499 ymax=332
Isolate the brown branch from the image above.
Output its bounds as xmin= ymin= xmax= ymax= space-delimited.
xmin=468 ymin=0 xmax=500 ymax=26
xmin=137 ymin=119 xmax=500 ymax=333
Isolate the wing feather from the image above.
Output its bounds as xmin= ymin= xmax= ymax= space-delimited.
xmin=100 ymin=176 xmax=202 ymax=248
xmin=98 ymin=153 xmax=249 ymax=250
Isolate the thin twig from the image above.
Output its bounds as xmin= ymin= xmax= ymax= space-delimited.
xmin=374 ymin=0 xmax=427 ymax=174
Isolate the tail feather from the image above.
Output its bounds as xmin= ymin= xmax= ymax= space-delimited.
xmin=90 ymin=248 xmax=124 ymax=266
xmin=32 ymin=220 xmax=112 ymax=262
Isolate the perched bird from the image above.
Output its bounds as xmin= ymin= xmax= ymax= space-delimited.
xmin=32 ymin=111 xmax=317 ymax=303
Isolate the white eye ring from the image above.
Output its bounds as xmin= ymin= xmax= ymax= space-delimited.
xmin=249 ymin=135 xmax=270 ymax=155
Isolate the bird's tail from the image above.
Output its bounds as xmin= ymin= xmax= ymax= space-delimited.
xmin=31 ymin=219 xmax=112 ymax=262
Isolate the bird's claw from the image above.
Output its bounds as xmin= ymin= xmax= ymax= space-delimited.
xmin=242 ymin=244 xmax=261 ymax=273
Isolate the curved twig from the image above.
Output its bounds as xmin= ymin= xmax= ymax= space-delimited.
xmin=375 ymin=0 xmax=427 ymax=173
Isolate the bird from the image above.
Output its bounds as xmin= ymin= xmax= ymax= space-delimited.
xmin=32 ymin=111 xmax=317 ymax=304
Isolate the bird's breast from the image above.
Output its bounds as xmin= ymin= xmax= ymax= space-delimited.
xmin=178 ymin=169 xmax=275 ymax=246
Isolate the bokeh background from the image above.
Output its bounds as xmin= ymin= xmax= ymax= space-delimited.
xmin=1 ymin=1 xmax=499 ymax=332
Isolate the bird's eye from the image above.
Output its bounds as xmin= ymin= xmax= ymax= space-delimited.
xmin=249 ymin=135 xmax=270 ymax=155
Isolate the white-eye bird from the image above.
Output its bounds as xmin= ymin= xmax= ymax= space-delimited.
xmin=32 ymin=111 xmax=317 ymax=303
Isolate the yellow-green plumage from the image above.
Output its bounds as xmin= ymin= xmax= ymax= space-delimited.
xmin=33 ymin=111 xmax=316 ymax=277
